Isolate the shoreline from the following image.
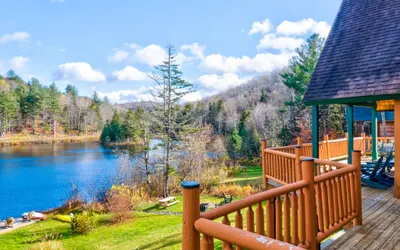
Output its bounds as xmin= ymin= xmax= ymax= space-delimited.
xmin=0 ymin=134 xmax=100 ymax=147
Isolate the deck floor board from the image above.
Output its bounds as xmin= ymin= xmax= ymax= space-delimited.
xmin=324 ymin=187 xmax=400 ymax=250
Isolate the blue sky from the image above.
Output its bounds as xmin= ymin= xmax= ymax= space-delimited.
xmin=0 ymin=0 xmax=342 ymax=103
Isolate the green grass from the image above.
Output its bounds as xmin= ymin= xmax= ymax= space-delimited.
xmin=225 ymin=166 xmax=263 ymax=186
xmin=0 ymin=166 xmax=263 ymax=250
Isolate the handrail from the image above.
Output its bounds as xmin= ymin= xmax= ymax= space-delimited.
xmin=307 ymin=157 xmax=352 ymax=169
xmin=195 ymin=218 xmax=305 ymax=250
xmin=264 ymin=148 xmax=296 ymax=159
xmin=201 ymin=180 xmax=308 ymax=220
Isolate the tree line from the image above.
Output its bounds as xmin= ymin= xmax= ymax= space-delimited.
xmin=0 ymin=70 xmax=118 ymax=137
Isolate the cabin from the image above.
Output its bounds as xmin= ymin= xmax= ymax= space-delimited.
xmin=181 ymin=0 xmax=400 ymax=249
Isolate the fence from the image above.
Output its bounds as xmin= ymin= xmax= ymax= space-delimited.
xmin=182 ymin=150 xmax=362 ymax=250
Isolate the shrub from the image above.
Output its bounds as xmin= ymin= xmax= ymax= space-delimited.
xmin=29 ymin=241 xmax=64 ymax=250
xmin=107 ymin=184 xmax=143 ymax=223
xmin=211 ymin=184 xmax=254 ymax=197
xmin=70 ymin=211 xmax=94 ymax=234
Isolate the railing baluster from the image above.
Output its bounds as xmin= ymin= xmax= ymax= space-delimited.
xmin=276 ymin=196 xmax=282 ymax=241
xmin=335 ymin=177 xmax=344 ymax=222
xmin=291 ymin=191 xmax=298 ymax=245
xmin=267 ymin=198 xmax=275 ymax=238
xmin=256 ymin=202 xmax=265 ymax=235
xmin=235 ymin=210 xmax=243 ymax=250
xmin=345 ymin=174 xmax=352 ymax=215
xmin=340 ymin=175 xmax=348 ymax=217
xmin=332 ymin=178 xmax=339 ymax=224
xmin=222 ymin=215 xmax=231 ymax=249
xmin=321 ymin=180 xmax=329 ymax=230
xmin=201 ymin=235 xmax=214 ymax=250
xmin=326 ymin=178 xmax=334 ymax=227
xmin=315 ymin=183 xmax=324 ymax=232
xmin=298 ymin=189 xmax=305 ymax=244
xmin=349 ymin=172 xmax=356 ymax=213
xmin=247 ymin=206 xmax=254 ymax=233
xmin=284 ymin=193 xmax=291 ymax=243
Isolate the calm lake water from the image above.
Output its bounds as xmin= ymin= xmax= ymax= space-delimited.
xmin=0 ymin=141 xmax=161 ymax=219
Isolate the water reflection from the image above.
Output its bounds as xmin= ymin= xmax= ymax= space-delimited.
xmin=0 ymin=140 xmax=162 ymax=219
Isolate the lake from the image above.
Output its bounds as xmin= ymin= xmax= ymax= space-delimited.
xmin=0 ymin=140 xmax=162 ymax=219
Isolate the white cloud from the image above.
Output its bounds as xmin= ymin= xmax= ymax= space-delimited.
xmin=257 ymin=34 xmax=304 ymax=51
xmin=276 ymin=18 xmax=331 ymax=38
xmin=111 ymin=66 xmax=148 ymax=81
xmin=97 ymin=87 xmax=151 ymax=103
xmin=128 ymin=43 xmax=141 ymax=50
xmin=0 ymin=32 xmax=30 ymax=44
xmin=134 ymin=44 xmax=167 ymax=66
xmin=248 ymin=18 xmax=273 ymax=35
xmin=107 ymin=50 xmax=130 ymax=63
xmin=53 ymin=62 xmax=106 ymax=82
xmin=181 ymin=43 xmax=206 ymax=59
xmin=200 ymin=52 xmax=293 ymax=74
xmin=10 ymin=56 xmax=30 ymax=69
xmin=181 ymin=91 xmax=203 ymax=102
xmin=197 ymin=73 xmax=249 ymax=91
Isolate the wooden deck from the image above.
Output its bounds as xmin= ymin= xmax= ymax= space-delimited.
xmin=324 ymin=186 xmax=400 ymax=250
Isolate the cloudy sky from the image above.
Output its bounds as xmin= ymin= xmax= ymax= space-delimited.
xmin=0 ymin=0 xmax=342 ymax=103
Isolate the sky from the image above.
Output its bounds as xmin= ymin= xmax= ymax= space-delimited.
xmin=0 ymin=0 xmax=342 ymax=104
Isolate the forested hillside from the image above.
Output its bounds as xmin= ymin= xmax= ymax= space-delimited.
xmin=0 ymin=70 xmax=124 ymax=138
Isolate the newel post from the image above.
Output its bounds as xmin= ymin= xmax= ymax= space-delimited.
xmin=302 ymin=158 xmax=317 ymax=250
xmin=324 ymin=134 xmax=330 ymax=160
xmin=182 ymin=181 xmax=200 ymax=250
xmin=295 ymin=146 xmax=302 ymax=181
xmin=261 ymin=139 xmax=267 ymax=189
xmin=352 ymin=150 xmax=362 ymax=226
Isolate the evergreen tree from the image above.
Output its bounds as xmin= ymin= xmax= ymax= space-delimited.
xmin=46 ymin=83 xmax=61 ymax=137
xmin=229 ymin=128 xmax=242 ymax=159
xmin=150 ymin=44 xmax=194 ymax=197
xmin=24 ymin=78 xmax=44 ymax=134
xmin=123 ymin=109 xmax=141 ymax=142
xmin=0 ymin=81 xmax=18 ymax=136
xmin=90 ymin=91 xmax=103 ymax=131
xmin=280 ymin=33 xmax=325 ymax=137
xmin=260 ymin=89 xmax=267 ymax=103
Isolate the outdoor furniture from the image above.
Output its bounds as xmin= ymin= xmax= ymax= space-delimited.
xmin=219 ymin=194 xmax=233 ymax=206
xmin=158 ymin=196 xmax=179 ymax=208
xmin=361 ymin=156 xmax=388 ymax=189
xmin=5 ymin=217 xmax=14 ymax=228
xmin=200 ymin=203 xmax=210 ymax=212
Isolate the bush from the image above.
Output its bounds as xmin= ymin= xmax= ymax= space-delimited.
xmin=29 ymin=241 xmax=64 ymax=250
xmin=107 ymin=184 xmax=143 ymax=223
xmin=70 ymin=211 xmax=94 ymax=234
xmin=211 ymin=184 xmax=254 ymax=197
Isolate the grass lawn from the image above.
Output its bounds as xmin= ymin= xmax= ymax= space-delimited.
xmin=225 ymin=165 xmax=263 ymax=186
xmin=0 ymin=167 xmax=262 ymax=250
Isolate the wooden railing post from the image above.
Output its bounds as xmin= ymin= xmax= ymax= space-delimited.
xmin=361 ymin=133 xmax=366 ymax=155
xmin=295 ymin=146 xmax=302 ymax=181
xmin=297 ymin=136 xmax=303 ymax=146
xmin=261 ymin=139 xmax=267 ymax=189
xmin=302 ymin=158 xmax=317 ymax=250
xmin=352 ymin=150 xmax=362 ymax=226
xmin=324 ymin=134 xmax=330 ymax=160
xmin=182 ymin=181 xmax=200 ymax=250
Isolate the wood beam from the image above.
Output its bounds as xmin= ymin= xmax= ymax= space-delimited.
xmin=394 ymin=100 xmax=400 ymax=198
xmin=312 ymin=105 xmax=319 ymax=159
xmin=346 ymin=105 xmax=354 ymax=164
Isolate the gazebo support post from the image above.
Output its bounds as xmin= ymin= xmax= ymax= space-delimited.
xmin=346 ymin=105 xmax=354 ymax=164
xmin=394 ymin=100 xmax=400 ymax=198
xmin=312 ymin=105 xmax=319 ymax=159
xmin=371 ymin=106 xmax=378 ymax=161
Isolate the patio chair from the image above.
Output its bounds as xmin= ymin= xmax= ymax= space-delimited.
xmin=361 ymin=156 xmax=388 ymax=189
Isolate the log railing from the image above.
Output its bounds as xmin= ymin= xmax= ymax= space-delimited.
xmin=364 ymin=136 xmax=393 ymax=153
xmin=182 ymin=151 xmax=362 ymax=250
xmin=270 ymin=134 xmax=368 ymax=161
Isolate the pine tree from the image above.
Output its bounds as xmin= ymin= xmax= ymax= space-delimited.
xmin=280 ymin=33 xmax=325 ymax=137
xmin=149 ymin=44 xmax=194 ymax=197
xmin=123 ymin=109 xmax=141 ymax=142
xmin=90 ymin=91 xmax=103 ymax=131
xmin=46 ymin=83 xmax=61 ymax=137
xmin=24 ymin=78 xmax=44 ymax=134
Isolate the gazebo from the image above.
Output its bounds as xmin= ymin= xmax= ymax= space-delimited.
xmin=304 ymin=0 xmax=400 ymax=197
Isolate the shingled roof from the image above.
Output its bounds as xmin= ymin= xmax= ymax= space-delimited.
xmin=304 ymin=0 xmax=400 ymax=104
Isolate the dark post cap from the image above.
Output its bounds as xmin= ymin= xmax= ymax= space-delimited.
xmin=302 ymin=157 xmax=315 ymax=161
xmin=181 ymin=181 xmax=200 ymax=189
xmin=294 ymin=145 xmax=301 ymax=148
xmin=352 ymin=150 xmax=361 ymax=153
